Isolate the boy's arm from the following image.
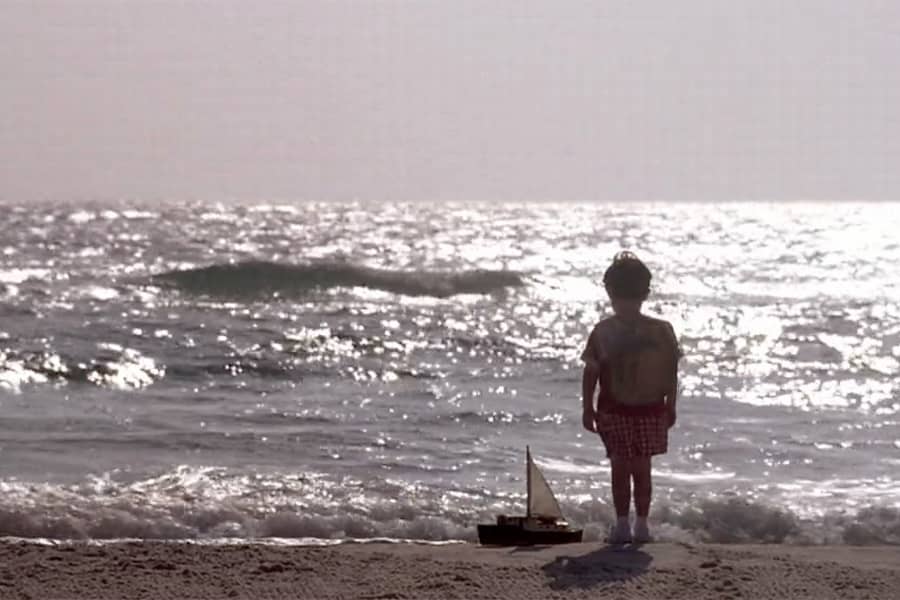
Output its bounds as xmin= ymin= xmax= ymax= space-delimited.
xmin=581 ymin=364 xmax=599 ymax=432
xmin=665 ymin=371 xmax=678 ymax=414
xmin=664 ymin=321 xmax=681 ymax=427
xmin=580 ymin=325 xmax=603 ymax=432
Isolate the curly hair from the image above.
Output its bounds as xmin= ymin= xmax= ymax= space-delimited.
xmin=603 ymin=251 xmax=652 ymax=300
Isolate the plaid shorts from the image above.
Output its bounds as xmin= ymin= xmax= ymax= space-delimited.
xmin=598 ymin=412 xmax=668 ymax=459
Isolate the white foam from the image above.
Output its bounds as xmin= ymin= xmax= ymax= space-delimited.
xmin=83 ymin=285 xmax=120 ymax=301
xmin=0 ymin=268 xmax=52 ymax=284
xmin=1 ymin=468 xmax=898 ymax=545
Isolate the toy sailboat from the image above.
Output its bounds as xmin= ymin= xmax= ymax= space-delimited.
xmin=477 ymin=446 xmax=583 ymax=546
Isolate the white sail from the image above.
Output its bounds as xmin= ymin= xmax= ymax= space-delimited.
xmin=526 ymin=447 xmax=564 ymax=519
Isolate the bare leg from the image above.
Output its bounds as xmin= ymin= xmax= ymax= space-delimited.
xmin=610 ymin=458 xmax=632 ymax=518
xmin=631 ymin=456 xmax=652 ymax=517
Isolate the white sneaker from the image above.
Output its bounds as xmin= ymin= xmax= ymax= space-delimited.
xmin=633 ymin=520 xmax=651 ymax=543
xmin=607 ymin=521 xmax=632 ymax=544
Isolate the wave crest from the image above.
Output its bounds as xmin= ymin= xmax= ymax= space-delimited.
xmin=2 ymin=468 xmax=899 ymax=545
xmin=0 ymin=347 xmax=162 ymax=392
xmin=154 ymin=261 xmax=524 ymax=299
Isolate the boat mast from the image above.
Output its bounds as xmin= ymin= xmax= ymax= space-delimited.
xmin=525 ymin=445 xmax=531 ymax=519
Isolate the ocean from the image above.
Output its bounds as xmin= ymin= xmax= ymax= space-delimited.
xmin=1 ymin=201 xmax=898 ymax=545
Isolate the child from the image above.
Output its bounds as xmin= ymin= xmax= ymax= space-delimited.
xmin=581 ymin=251 xmax=681 ymax=544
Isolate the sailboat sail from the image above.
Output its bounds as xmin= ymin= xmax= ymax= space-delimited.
xmin=526 ymin=448 xmax=564 ymax=519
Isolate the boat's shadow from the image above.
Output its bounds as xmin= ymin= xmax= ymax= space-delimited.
xmin=539 ymin=543 xmax=653 ymax=590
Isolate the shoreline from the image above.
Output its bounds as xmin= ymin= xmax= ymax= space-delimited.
xmin=3 ymin=540 xmax=900 ymax=599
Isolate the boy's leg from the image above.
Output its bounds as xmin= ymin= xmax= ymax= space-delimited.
xmin=631 ymin=456 xmax=653 ymax=542
xmin=608 ymin=458 xmax=633 ymax=543
xmin=610 ymin=458 xmax=632 ymax=517
xmin=631 ymin=456 xmax=652 ymax=517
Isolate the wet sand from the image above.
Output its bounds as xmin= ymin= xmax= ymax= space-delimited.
xmin=3 ymin=540 xmax=899 ymax=599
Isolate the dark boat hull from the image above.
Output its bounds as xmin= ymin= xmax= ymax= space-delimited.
xmin=477 ymin=524 xmax=583 ymax=546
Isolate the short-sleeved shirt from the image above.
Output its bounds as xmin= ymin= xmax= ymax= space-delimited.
xmin=581 ymin=315 xmax=682 ymax=407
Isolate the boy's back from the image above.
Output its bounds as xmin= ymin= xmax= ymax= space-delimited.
xmin=582 ymin=314 xmax=680 ymax=408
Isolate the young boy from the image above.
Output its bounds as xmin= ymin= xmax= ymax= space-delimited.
xmin=581 ymin=252 xmax=681 ymax=544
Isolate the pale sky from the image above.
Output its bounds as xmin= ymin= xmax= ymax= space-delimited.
xmin=1 ymin=1 xmax=898 ymax=203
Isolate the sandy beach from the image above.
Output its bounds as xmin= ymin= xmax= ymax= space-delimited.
xmin=3 ymin=540 xmax=899 ymax=600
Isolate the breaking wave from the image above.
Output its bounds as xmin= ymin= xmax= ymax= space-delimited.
xmin=2 ymin=468 xmax=899 ymax=545
xmin=0 ymin=347 xmax=163 ymax=392
xmin=154 ymin=261 xmax=524 ymax=299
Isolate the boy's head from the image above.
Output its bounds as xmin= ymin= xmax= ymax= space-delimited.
xmin=603 ymin=251 xmax=651 ymax=316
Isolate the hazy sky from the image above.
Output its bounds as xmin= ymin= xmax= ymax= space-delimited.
xmin=2 ymin=1 xmax=898 ymax=203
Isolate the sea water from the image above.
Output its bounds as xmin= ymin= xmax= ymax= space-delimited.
xmin=1 ymin=201 xmax=898 ymax=544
